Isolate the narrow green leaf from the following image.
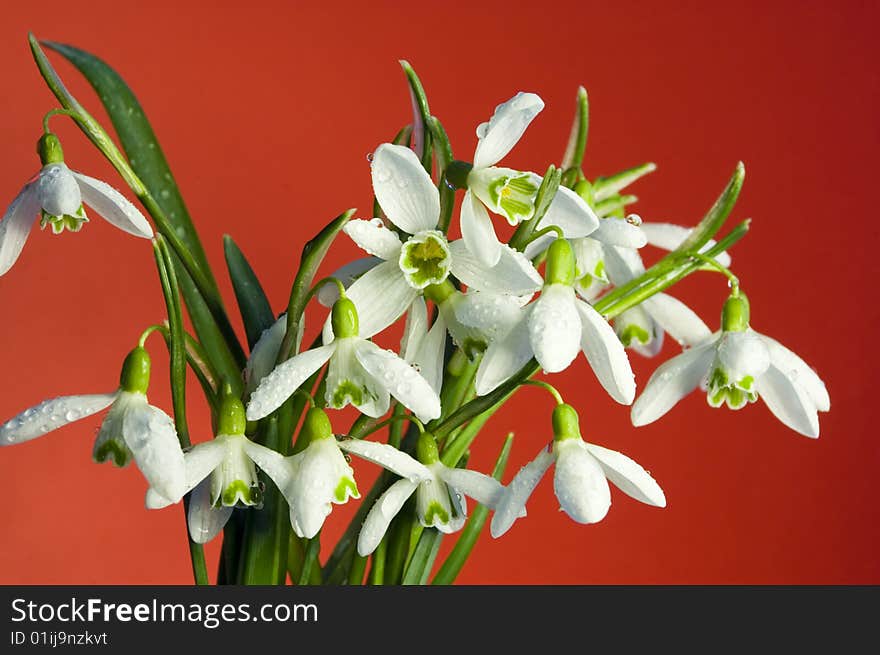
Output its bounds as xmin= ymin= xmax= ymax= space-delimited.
xmin=279 ymin=209 xmax=356 ymax=362
xmin=673 ymin=162 xmax=745 ymax=255
xmin=592 ymin=161 xmax=657 ymax=203
xmin=401 ymin=528 xmax=443 ymax=585
xmin=298 ymin=534 xmax=322 ymax=585
xmin=223 ymin=235 xmax=275 ymax=350
xmin=430 ymin=117 xmax=456 ymax=233
xmin=433 ymin=434 xmax=514 ymax=585
xmin=561 ymin=86 xmax=589 ymax=172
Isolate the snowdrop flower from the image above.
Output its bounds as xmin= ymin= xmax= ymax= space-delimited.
xmin=358 ymin=432 xmax=505 ymax=555
xmin=0 ymin=133 xmax=152 ymax=276
xmin=631 ymin=293 xmax=830 ymax=438
xmin=459 ymin=92 xmax=599 ymax=266
xmin=244 ymin=407 xmax=431 ymax=540
xmin=146 ymin=389 xmax=268 ymax=543
xmin=0 ymin=346 xmax=185 ymax=502
xmin=473 ymin=238 xmax=636 ymax=404
xmin=602 ymin=244 xmax=712 ymax=356
xmin=491 ymin=403 xmax=666 ymax=537
xmin=326 ymin=143 xmax=542 ymax=342
xmin=247 ymin=296 xmax=441 ymax=422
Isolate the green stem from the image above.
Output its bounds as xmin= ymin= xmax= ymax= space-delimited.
xmin=298 ymin=534 xmax=322 ymax=585
xmin=152 ymin=237 xmax=208 ymax=586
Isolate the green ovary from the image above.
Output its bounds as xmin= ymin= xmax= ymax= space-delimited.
xmin=488 ymin=174 xmax=538 ymax=224
xmin=399 ymin=232 xmax=451 ymax=289
xmin=706 ymin=368 xmax=759 ymax=410
xmin=40 ymin=207 xmax=88 ymax=234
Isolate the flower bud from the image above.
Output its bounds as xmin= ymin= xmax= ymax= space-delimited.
xmin=295 ymin=407 xmax=334 ymax=453
xmin=545 ymin=238 xmax=577 ymax=286
xmin=216 ymin=383 xmax=247 ymax=436
xmin=721 ymin=292 xmax=750 ymax=333
xmin=119 ymin=346 xmax=151 ymax=394
xmin=416 ymin=431 xmax=440 ymax=465
xmin=552 ymin=403 xmax=581 ymax=442
xmin=37 ymin=133 xmax=64 ymax=165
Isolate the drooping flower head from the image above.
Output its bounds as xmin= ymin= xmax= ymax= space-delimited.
xmin=491 ymin=403 xmax=666 ymax=537
xmin=0 ymin=133 xmax=153 ymax=276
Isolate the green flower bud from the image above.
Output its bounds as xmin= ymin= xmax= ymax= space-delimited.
xmin=721 ymin=292 xmax=750 ymax=333
xmin=37 ymin=133 xmax=64 ymax=165
xmin=331 ymin=297 xmax=359 ymax=339
xmin=574 ymin=179 xmax=593 ymax=204
xmin=119 ymin=347 xmax=151 ymax=394
xmin=552 ymin=403 xmax=582 ymax=442
xmin=545 ymin=238 xmax=577 ymax=286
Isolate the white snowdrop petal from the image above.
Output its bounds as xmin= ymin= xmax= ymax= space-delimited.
xmin=642 ymin=293 xmax=712 ymax=348
xmin=538 ymin=186 xmax=599 ymax=239
xmin=323 ymin=260 xmax=418 ymax=342
xmin=585 ymin=443 xmax=666 ymax=507
xmin=437 ymin=467 xmax=504 ymax=508
xmin=73 ymin=172 xmax=153 ymax=238
xmin=242 ymin=440 xmax=297 ymax=495
xmin=460 ymin=189 xmax=502 ymax=267
xmin=449 ymin=240 xmax=543 ymax=296
xmin=338 ymin=439 xmax=431 ymax=481
xmin=244 ymin=314 xmax=288 ymax=394
xmin=575 ymin=300 xmax=637 ymax=405
xmin=0 ymin=182 xmax=40 ymax=276
xmin=317 ymin=257 xmax=382 ymax=307
xmin=289 ymin=439 xmax=356 ymax=539
xmin=343 ymin=218 xmax=403 ymax=261
xmin=414 ymin=312 xmax=447 ymax=396
xmin=187 ymin=477 xmax=234 ymax=544
xmin=122 ymin=401 xmax=186 ymax=503
xmin=490 ymin=448 xmax=554 ymax=538
xmin=590 ymin=219 xmax=648 ymax=249
xmin=371 ymin=143 xmax=439 ymax=234
xmin=475 ymin=310 xmax=534 ymax=396
xmin=528 ymin=284 xmax=582 ymax=373
xmin=37 ymin=164 xmax=81 ymax=217
xmin=0 ymin=392 xmax=117 ymax=445
xmin=603 ymin=244 xmax=645 ymax=286
xmin=717 ymin=331 xmax=771 ymax=381
xmin=454 ymin=290 xmax=525 ymax=338
xmin=553 ymin=439 xmax=611 ymax=524
xmin=473 ymin=92 xmax=544 ymax=169
xmin=358 ymin=478 xmax=419 ymax=556
xmin=145 ymin=439 xmax=228 ymax=510
xmin=631 ymin=340 xmax=717 ymax=426
xmin=757 ymin=332 xmax=830 ymax=412
xmin=246 ymin=344 xmax=336 ymax=421
xmin=756 ymin=365 xmax=821 ymax=438
xmin=354 ymin=341 xmax=441 ymax=422
xmin=401 ymin=297 xmax=429 ymax=363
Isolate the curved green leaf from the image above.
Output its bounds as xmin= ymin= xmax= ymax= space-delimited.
xmin=223 ymin=235 xmax=275 ymax=350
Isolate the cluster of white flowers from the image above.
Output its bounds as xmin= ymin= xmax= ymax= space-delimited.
xmin=0 ymin=90 xmax=829 ymax=566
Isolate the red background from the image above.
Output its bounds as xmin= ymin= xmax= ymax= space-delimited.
xmin=0 ymin=0 xmax=877 ymax=584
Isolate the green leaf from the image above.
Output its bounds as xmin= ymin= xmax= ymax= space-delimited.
xmin=236 ymin=418 xmax=291 ymax=584
xmin=592 ymin=161 xmax=657 ymax=203
xmin=433 ymin=433 xmax=514 ymax=585
xmin=430 ymin=117 xmax=456 ymax=233
xmin=400 ymin=60 xmax=432 ymax=168
xmin=673 ymin=162 xmax=745 ymax=255
xmin=401 ymin=528 xmax=443 ymax=585
xmin=561 ymin=86 xmax=589 ymax=174
xmin=279 ymin=209 xmax=356 ymax=362
xmin=223 ymin=235 xmax=275 ymax=350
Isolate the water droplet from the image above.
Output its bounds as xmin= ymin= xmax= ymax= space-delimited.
xmin=366 ymin=152 xmax=374 ymax=162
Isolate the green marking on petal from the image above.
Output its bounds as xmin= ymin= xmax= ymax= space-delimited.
xmin=488 ymin=173 xmax=539 ymax=225
xmin=619 ymin=324 xmax=651 ymax=346
xmin=399 ymin=230 xmax=451 ymax=289
xmin=221 ymin=479 xmax=256 ymax=507
xmin=424 ymin=500 xmax=450 ymax=526
xmin=40 ymin=206 xmax=88 ymax=234
xmin=330 ymin=380 xmax=365 ymax=408
xmin=594 ymin=260 xmax=605 ymax=279
xmin=706 ymin=367 xmax=759 ymax=410
xmin=93 ymin=439 xmax=132 ymax=467
xmin=334 ymin=477 xmax=359 ymax=503
xmin=462 ymin=338 xmax=487 ymax=360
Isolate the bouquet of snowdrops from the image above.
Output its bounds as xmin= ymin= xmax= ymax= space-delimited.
xmin=0 ymin=35 xmax=829 ymax=585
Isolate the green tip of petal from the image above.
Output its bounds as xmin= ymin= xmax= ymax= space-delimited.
xmin=424 ymin=501 xmax=450 ymax=526
xmin=334 ymin=477 xmax=359 ymax=503
xmin=93 ymin=440 xmax=132 ymax=467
